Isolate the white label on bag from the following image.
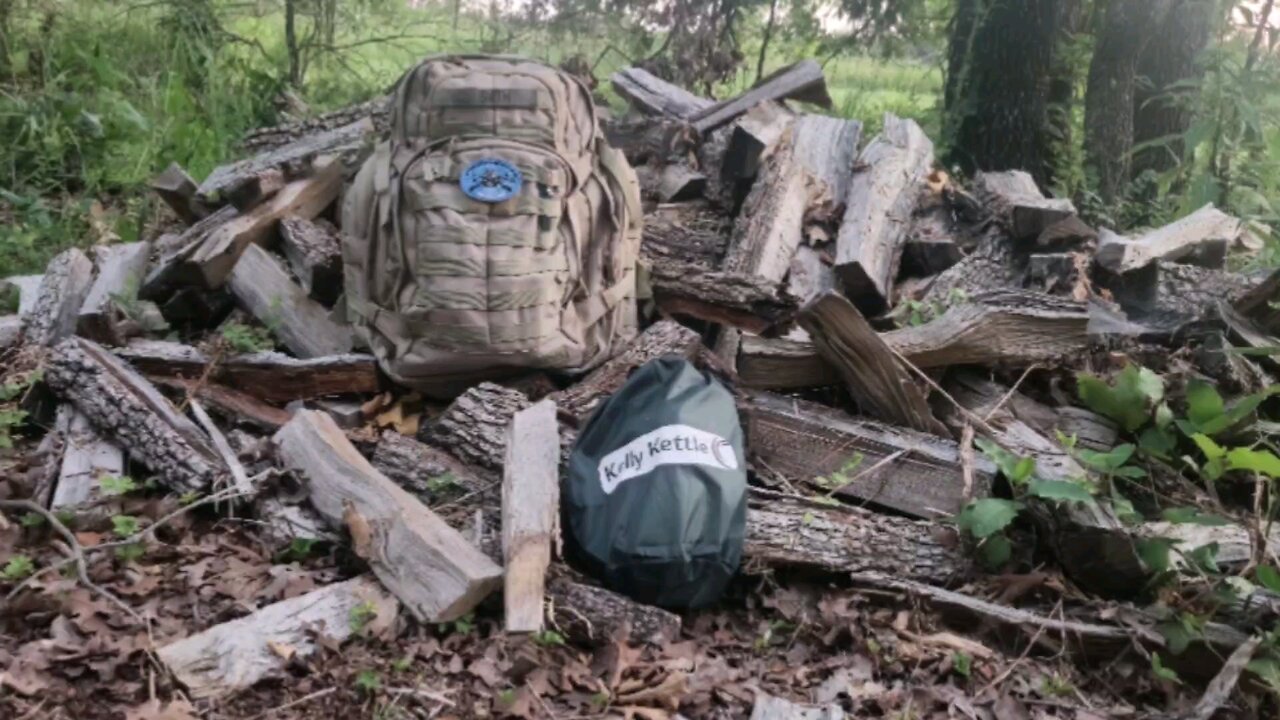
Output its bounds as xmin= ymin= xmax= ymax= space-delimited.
xmin=598 ymin=424 xmax=738 ymax=495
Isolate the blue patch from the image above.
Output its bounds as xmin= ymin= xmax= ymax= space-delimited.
xmin=460 ymin=158 xmax=523 ymax=203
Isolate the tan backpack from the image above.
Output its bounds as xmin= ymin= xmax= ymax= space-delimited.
xmin=342 ymin=55 xmax=642 ymax=395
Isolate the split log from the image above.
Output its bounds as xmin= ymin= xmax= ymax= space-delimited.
xmin=44 ymin=337 xmax=225 ymax=493
xmin=51 ymin=410 xmax=125 ymax=512
xmin=546 ymin=577 xmax=682 ymax=646
xmin=640 ymin=202 xmax=730 ymax=267
xmin=138 ymin=205 xmax=239 ymax=301
xmin=602 ymin=117 xmax=697 ymax=165
xmin=502 ymin=400 xmax=560 ymax=633
xmin=256 ymin=496 xmax=339 ymax=550
xmin=720 ymin=101 xmax=794 ymax=182
xmin=77 ymin=241 xmax=151 ymax=346
xmin=750 ymin=694 xmax=842 ymax=720
xmin=798 ymin=291 xmax=947 ymax=435
xmin=553 ymin=321 xmax=703 ymax=426
xmin=745 ymin=490 xmax=966 ymax=584
xmin=372 ymin=431 xmax=487 ymax=503
xmin=152 ymin=377 xmax=291 ymax=431
xmin=117 ymin=339 xmax=378 ymax=404
xmin=744 ymin=392 xmax=993 ymax=519
xmin=149 ymin=162 xmax=206 ymax=225
xmin=1095 ymin=204 xmax=1241 ymax=274
xmin=240 ymin=97 xmax=389 ymax=154
xmin=1234 ymin=267 xmax=1280 ymax=335
xmin=946 ymin=373 xmax=1145 ymax=598
xmin=1103 ymin=261 xmax=1258 ymax=334
xmin=609 ymin=67 xmax=712 ymax=119
xmin=157 ymin=576 xmax=397 ymax=699
xmin=835 ymin=114 xmax=934 ymax=313
xmin=689 ymin=59 xmax=832 ymax=135
xmin=274 ymin=410 xmax=503 ymax=621
xmin=279 ymin=217 xmax=342 ymax=306
xmin=196 ymin=117 xmax=373 ymax=204
xmin=649 ymin=260 xmax=796 ymax=334
xmin=189 ymin=159 xmax=345 ymax=288
xmin=421 ymin=383 xmax=532 ymax=471
xmin=724 ymin=129 xmax=818 ymax=284
xmin=879 ymin=290 xmax=1090 ymax=369
xmin=1026 ymin=252 xmax=1089 ymax=298
xmin=227 ymin=244 xmax=353 ymax=359
xmin=1035 ymin=214 xmax=1099 ymax=251
xmin=974 ymin=170 xmax=1075 ymax=239
xmin=0 ymin=316 xmax=19 ymax=351
xmin=2 ymin=274 xmax=43 ymax=316
xmin=902 ymin=203 xmax=963 ymax=277
xmin=791 ymin=114 xmax=862 ymax=206
xmin=224 ymin=168 xmax=286 ymax=212
xmin=923 ymin=233 xmax=1021 ymax=306
xmin=736 ymin=333 xmax=838 ymax=390
xmin=21 ymin=248 xmax=93 ymax=348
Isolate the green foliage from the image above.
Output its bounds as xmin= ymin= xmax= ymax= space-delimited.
xmin=19 ymin=512 xmax=45 ymax=528
xmin=1076 ymin=366 xmax=1165 ymax=432
xmin=0 ymin=408 xmax=27 ymax=450
xmin=1150 ymin=653 xmax=1182 ymax=684
xmin=2 ymin=555 xmax=35 ymax=581
xmin=115 ymin=544 xmax=146 ymax=562
xmin=274 ymin=537 xmax=320 ymax=563
xmin=426 ymin=472 xmax=461 ymax=496
xmin=111 ymin=515 xmax=140 ymax=538
xmin=1257 ymin=565 xmax=1280 ymax=593
xmin=951 ymin=651 xmax=971 ymax=678
xmin=437 ymin=612 xmax=475 ymax=636
xmin=955 ymin=498 xmax=1021 ymax=539
xmin=220 ymin=323 xmax=274 ymax=353
xmin=533 ymin=629 xmax=566 ymax=647
xmin=814 ymin=453 xmax=865 ymax=493
xmin=99 ymin=475 xmax=139 ymax=497
xmin=349 ymin=601 xmax=379 ymax=633
xmin=354 ymin=669 xmax=382 ymax=694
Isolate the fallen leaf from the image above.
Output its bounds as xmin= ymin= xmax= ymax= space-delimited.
xmin=615 ymin=671 xmax=688 ymax=709
xmin=268 ymin=640 xmax=296 ymax=661
xmin=124 ymin=698 xmax=199 ymax=720
xmin=469 ymin=657 xmax=504 ymax=687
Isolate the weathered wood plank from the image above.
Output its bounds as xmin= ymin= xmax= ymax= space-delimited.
xmin=77 ymin=241 xmax=151 ymax=346
xmin=190 ymin=159 xmax=345 ymax=289
xmin=22 ymin=249 xmax=93 ymax=347
xmin=44 ymin=337 xmax=225 ymax=493
xmin=197 ymin=118 xmax=373 ymax=204
xmin=720 ymin=101 xmax=795 ymax=182
xmin=610 ymin=67 xmax=712 ymax=119
xmin=274 ymin=410 xmax=503 ymax=621
xmin=791 ymin=113 xmax=863 ymax=205
xmin=152 ymin=377 xmax=291 ymax=431
xmin=279 ymin=216 xmax=342 ymax=305
xmin=798 ymin=291 xmax=947 ymax=435
xmin=736 ymin=333 xmax=838 ymax=390
xmin=975 ymin=170 xmax=1075 ymax=240
xmin=226 ymin=244 xmax=352 ymax=359
xmin=157 ymin=576 xmax=397 ymax=699
xmin=1095 ymin=203 xmax=1241 ymax=274
xmin=745 ymin=392 xmax=993 ymax=518
xmin=51 ymin=410 xmax=125 ymax=512
xmin=553 ymin=321 xmax=703 ymax=426
xmin=117 ymin=339 xmax=378 ymax=404
xmin=656 ymin=163 xmax=707 ymax=202
xmin=138 ymin=205 xmax=239 ymax=302
xmin=502 ymin=400 xmax=560 ymax=633
xmin=689 ymin=59 xmax=832 ymax=135
xmin=835 ymin=114 xmax=934 ymax=313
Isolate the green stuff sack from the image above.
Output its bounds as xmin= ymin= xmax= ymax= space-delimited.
xmin=564 ymin=356 xmax=746 ymax=609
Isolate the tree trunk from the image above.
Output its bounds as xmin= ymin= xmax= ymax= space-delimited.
xmin=284 ymin=0 xmax=301 ymax=88
xmin=1084 ymin=0 xmax=1172 ymax=204
xmin=755 ymin=0 xmax=779 ymax=84
xmin=944 ymin=0 xmax=1075 ymax=187
xmin=1131 ymin=0 xmax=1216 ymax=177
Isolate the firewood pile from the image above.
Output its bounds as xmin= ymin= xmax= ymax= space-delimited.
xmin=3 ymin=59 xmax=1280 ymax=718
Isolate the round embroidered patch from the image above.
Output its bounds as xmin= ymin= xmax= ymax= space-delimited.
xmin=459 ymin=158 xmax=522 ymax=203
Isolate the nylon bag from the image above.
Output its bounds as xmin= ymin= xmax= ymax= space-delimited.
xmin=564 ymin=357 xmax=746 ymax=608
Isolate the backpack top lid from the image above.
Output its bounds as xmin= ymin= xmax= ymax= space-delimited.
xmin=564 ymin=356 xmax=747 ymax=609
xmin=390 ymin=54 xmax=599 ymax=161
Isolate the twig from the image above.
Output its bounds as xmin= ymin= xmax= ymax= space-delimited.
xmin=3 ymin=485 xmax=252 ymax=602
xmin=385 ymin=687 xmax=456 ymax=708
xmin=959 ymin=423 xmax=976 ymax=504
xmin=250 ymin=687 xmax=338 ymax=719
xmin=976 ymin=597 xmax=1063 ymax=698
xmin=0 ymin=499 xmax=142 ymax=622
xmin=189 ymin=398 xmax=254 ymax=497
xmin=1179 ymin=635 xmax=1262 ymax=720
xmin=983 ymin=364 xmax=1039 ymax=421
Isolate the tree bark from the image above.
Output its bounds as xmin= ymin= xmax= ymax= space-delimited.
xmin=1084 ymin=0 xmax=1173 ymax=203
xmin=944 ymin=0 xmax=1076 ymax=186
xmin=1131 ymin=0 xmax=1216 ymax=177
xmin=284 ymin=0 xmax=301 ymax=88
